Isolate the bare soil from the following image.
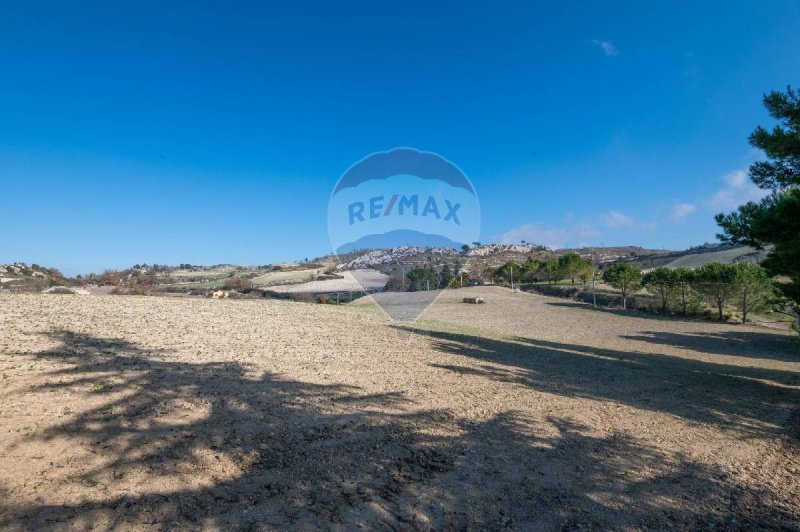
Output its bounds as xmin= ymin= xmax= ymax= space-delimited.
xmin=1 ymin=287 xmax=799 ymax=530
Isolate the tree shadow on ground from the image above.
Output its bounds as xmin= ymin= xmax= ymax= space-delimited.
xmin=395 ymin=326 xmax=800 ymax=439
xmin=622 ymin=330 xmax=800 ymax=362
xmin=545 ymin=300 xmax=717 ymax=324
xmin=2 ymin=330 xmax=798 ymax=529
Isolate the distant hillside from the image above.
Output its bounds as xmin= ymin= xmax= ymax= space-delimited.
xmin=624 ymin=244 xmax=768 ymax=270
xmin=335 ymin=246 xmax=459 ymax=270
xmin=0 ymin=242 xmax=770 ymax=296
xmin=331 ymin=242 xmax=768 ymax=278
xmin=663 ymin=246 xmax=768 ymax=268
xmin=332 ymin=244 xmax=672 ymax=278
xmin=335 ymin=229 xmax=464 ymax=254
xmin=0 ymin=263 xmax=69 ymax=291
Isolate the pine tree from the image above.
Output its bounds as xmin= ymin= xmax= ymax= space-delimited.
xmin=716 ymin=86 xmax=800 ymax=327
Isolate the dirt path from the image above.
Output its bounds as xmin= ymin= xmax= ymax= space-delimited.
xmin=1 ymin=290 xmax=798 ymax=529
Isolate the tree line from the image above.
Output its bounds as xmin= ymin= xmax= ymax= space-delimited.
xmin=490 ymin=255 xmax=775 ymax=323
xmin=404 ymin=253 xmax=775 ymax=323
xmin=399 ymin=263 xmax=470 ymax=292
xmin=402 ymin=253 xmax=598 ymax=292
xmin=493 ymin=253 xmax=595 ymax=287
xmin=602 ymin=261 xmax=774 ymax=323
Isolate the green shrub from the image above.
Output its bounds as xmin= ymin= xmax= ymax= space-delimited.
xmin=316 ymin=274 xmax=343 ymax=281
xmin=48 ymin=288 xmax=75 ymax=295
xmin=111 ymin=286 xmax=149 ymax=296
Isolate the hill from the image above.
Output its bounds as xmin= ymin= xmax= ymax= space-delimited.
xmin=625 ymin=243 xmax=769 ymax=270
xmin=333 ymin=244 xmax=672 ymax=279
xmin=0 ymin=263 xmax=69 ymax=291
xmin=0 ymin=242 xmax=767 ymax=297
xmin=660 ymin=245 xmax=768 ymax=269
xmin=335 ymin=242 xmax=768 ymax=276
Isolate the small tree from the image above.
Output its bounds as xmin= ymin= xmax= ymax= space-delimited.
xmin=602 ymin=263 xmax=642 ymax=309
xmin=731 ymin=262 xmax=774 ymax=323
xmin=448 ymin=272 xmax=470 ymax=289
xmin=558 ymin=253 xmax=592 ymax=286
xmin=541 ymin=259 xmax=562 ymax=285
xmin=673 ymin=267 xmax=697 ymax=315
xmin=440 ymin=264 xmax=454 ymax=289
xmin=495 ymin=261 xmax=521 ymax=286
xmin=642 ymin=267 xmax=678 ymax=313
xmin=479 ymin=267 xmax=496 ymax=284
xmin=577 ymin=261 xmax=594 ymax=287
xmin=99 ymin=270 xmax=122 ymax=287
xmin=520 ymin=259 xmax=541 ymax=284
xmin=694 ymin=262 xmax=737 ymax=320
xmin=408 ymin=267 xmax=438 ymax=291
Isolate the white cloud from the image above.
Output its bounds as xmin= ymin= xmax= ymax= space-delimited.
xmin=499 ymin=210 xmax=650 ymax=250
xmin=601 ymin=210 xmax=635 ymax=228
xmin=592 ymin=40 xmax=618 ymax=56
xmin=640 ymin=221 xmax=658 ymax=230
xmin=724 ymin=169 xmax=747 ymax=187
xmin=708 ymin=169 xmax=768 ymax=211
xmin=500 ymin=221 xmax=599 ymax=250
xmin=670 ymin=203 xmax=697 ymax=221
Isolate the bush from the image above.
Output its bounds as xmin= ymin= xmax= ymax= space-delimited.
xmin=526 ymin=285 xmax=582 ymax=298
xmin=290 ymin=293 xmax=315 ymax=303
xmin=110 ymin=286 xmax=149 ymax=296
xmin=223 ymin=277 xmax=253 ymax=291
xmin=98 ymin=270 xmax=122 ymax=286
xmin=48 ymin=288 xmax=75 ymax=295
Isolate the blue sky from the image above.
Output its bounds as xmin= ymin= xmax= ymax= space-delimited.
xmin=1 ymin=1 xmax=799 ymax=274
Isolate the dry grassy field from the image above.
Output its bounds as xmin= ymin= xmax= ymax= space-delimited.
xmin=266 ymin=270 xmax=389 ymax=294
xmin=1 ymin=287 xmax=799 ymax=530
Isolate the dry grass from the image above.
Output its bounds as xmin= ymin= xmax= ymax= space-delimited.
xmin=0 ymin=287 xmax=798 ymax=529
